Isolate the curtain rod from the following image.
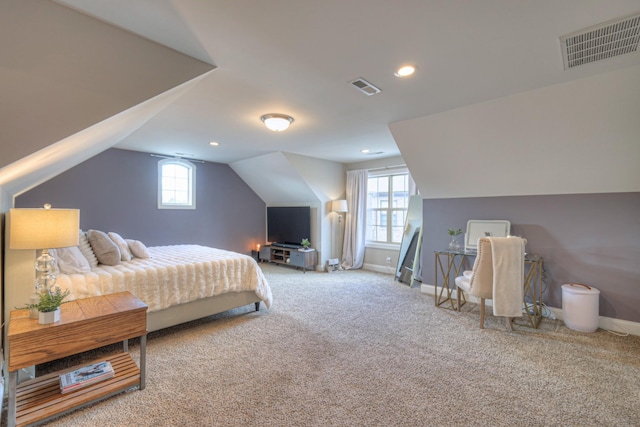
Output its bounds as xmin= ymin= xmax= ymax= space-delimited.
xmin=367 ymin=164 xmax=406 ymax=172
xmin=150 ymin=153 xmax=206 ymax=163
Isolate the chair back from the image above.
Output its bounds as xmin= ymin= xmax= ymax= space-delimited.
xmin=467 ymin=237 xmax=494 ymax=299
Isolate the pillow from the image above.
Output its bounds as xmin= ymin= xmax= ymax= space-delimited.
xmin=87 ymin=230 xmax=121 ymax=266
xmin=78 ymin=229 xmax=99 ymax=269
xmin=108 ymin=232 xmax=132 ymax=261
xmin=126 ymin=239 xmax=151 ymax=259
xmin=52 ymin=246 xmax=91 ymax=274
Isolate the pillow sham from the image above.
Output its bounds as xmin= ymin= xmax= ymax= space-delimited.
xmin=52 ymin=246 xmax=91 ymax=274
xmin=78 ymin=229 xmax=99 ymax=268
xmin=126 ymin=239 xmax=151 ymax=259
xmin=87 ymin=229 xmax=121 ymax=266
xmin=108 ymin=232 xmax=132 ymax=261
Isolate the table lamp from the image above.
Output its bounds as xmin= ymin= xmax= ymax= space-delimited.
xmin=9 ymin=204 xmax=80 ymax=318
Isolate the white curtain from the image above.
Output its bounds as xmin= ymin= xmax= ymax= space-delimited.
xmin=342 ymin=169 xmax=367 ymax=269
xmin=408 ymin=172 xmax=418 ymax=196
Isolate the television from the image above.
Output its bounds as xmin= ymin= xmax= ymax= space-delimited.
xmin=267 ymin=206 xmax=311 ymax=247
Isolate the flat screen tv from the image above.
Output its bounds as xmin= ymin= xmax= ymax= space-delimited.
xmin=267 ymin=206 xmax=311 ymax=247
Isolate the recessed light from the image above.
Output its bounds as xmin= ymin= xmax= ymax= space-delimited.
xmin=394 ymin=65 xmax=417 ymax=77
xmin=209 ymin=141 xmax=220 ymax=146
xmin=361 ymin=149 xmax=370 ymax=153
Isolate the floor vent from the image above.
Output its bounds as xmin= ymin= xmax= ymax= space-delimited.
xmin=560 ymin=12 xmax=640 ymax=70
xmin=349 ymin=78 xmax=382 ymax=96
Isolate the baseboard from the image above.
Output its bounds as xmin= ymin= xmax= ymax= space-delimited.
xmin=420 ymin=283 xmax=640 ymax=337
xmin=363 ymin=263 xmax=396 ymax=275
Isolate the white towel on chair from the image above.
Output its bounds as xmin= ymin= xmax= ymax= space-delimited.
xmin=490 ymin=237 xmax=524 ymax=317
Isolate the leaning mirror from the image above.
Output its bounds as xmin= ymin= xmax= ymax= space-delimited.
xmin=396 ymin=195 xmax=423 ymax=285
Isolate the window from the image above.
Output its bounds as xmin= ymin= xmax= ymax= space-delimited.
xmin=366 ymin=171 xmax=409 ymax=245
xmin=158 ymin=159 xmax=196 ymax=209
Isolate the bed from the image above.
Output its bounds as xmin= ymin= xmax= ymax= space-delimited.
xmin=3 ymin=225 xmax=272 ymax=333
xmin=55 ymin=244 xmax=273 ymax=332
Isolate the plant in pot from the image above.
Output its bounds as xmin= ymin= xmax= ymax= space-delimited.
xmin=301 ymin=238 xmax=311 ymax=249
xmin=447 ymin=228 xmax=463 ymax=251
xmin=27 ymin=286 xmax=70 ymax=324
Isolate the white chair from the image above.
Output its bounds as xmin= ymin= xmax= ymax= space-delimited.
xmin=454 ymin=237 xmax=525 ymax=330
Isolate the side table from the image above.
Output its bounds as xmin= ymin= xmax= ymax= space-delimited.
xmin=7 ymin=291 xmax=148 ymax=427
xmin=433 ymin=249 xmax=544 ymax=328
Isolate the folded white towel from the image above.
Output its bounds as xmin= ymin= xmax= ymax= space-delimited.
xmin=490 ymin=237 xmax=524 ymax=317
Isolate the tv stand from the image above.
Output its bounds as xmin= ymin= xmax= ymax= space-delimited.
xmin=259 ymin=245 xmax=317 ymax=273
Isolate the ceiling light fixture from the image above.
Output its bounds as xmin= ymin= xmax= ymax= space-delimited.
xmin=361 ymin=149 xmax=370 ymax=153
xmin=260 ymin=113 xmax=294 ymax=132
xmin=394 ymin=65 xmax=417 ymax=77
xmin=209 ymin=141 xmax=219 ymax=146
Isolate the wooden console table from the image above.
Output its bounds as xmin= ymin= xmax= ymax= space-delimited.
xmin=433 ymin=249 xmax=544 ymax=328
xmin=7 ymin=291 xmax=148 ymax=427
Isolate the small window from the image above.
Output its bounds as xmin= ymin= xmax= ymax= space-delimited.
xmin=158 ymin=159 xmax=196 ymax=209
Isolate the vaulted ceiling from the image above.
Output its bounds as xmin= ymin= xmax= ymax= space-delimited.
xmin=53 ymin=0 xmax=640 ymax=165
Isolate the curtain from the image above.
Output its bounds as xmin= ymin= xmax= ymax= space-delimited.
xmin=342 ymin=169 xmax=367 ymax=269
xmin=408 ymin=172 xmax=418 ymax=196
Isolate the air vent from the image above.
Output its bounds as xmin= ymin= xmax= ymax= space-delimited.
xmin=349 ymin=78 xmax=382 ymax=96
xmin=560 ymin=12 xmax=640 ymax=70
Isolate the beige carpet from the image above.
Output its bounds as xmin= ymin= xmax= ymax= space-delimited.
xmin=17 ymin=264 xmax=640 ymax=426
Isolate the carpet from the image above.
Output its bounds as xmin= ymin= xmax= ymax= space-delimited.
xmin=12 ymin=264 xmax=640 ymax=426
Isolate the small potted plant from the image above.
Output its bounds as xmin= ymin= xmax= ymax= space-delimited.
xmin=447 ymin=228 xmax=462 ymax=250
xmin=27 ymin=286 xmax=70 ymax=324
xmin=301 ymin=238 xmax=311 ymax=249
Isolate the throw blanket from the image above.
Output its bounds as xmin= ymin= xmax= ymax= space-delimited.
xmin=490 ymin=237 xmax=524 ymax=317
xmin=54 ymin=245 xmax=272 ymax=313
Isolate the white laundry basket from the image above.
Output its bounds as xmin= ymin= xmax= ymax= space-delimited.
xmin=561 ymin=283 xmax=600 ymax=332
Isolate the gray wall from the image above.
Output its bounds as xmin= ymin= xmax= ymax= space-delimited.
xmin=16 ymin=149 xmax=265 ymax=255
xmin=421 ymin=193 xmax=640 ymax=322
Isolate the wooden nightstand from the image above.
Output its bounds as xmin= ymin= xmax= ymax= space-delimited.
xmin=7 ymin=291 xmax=148 ymax=427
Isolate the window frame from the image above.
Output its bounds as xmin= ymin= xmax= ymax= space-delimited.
xmin=157 ymin=158 xmax=197 ymax=210
xmin=365 ymin=168 xmax=410 ymax=247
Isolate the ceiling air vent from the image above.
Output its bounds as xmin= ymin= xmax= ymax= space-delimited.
xmin=349 ymin=78 xmax=382 ymax=96
xmin=560 ymin=12 xmax=640 ymax=70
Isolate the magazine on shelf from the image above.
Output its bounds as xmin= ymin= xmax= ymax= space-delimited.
xmin=59 ymin=361 xmax=114 ymax=394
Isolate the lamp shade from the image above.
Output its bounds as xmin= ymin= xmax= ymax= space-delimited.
xmin=331 ymin=200 xmax=348 ymax=213
xmin=9 ymin=207 xmax=79 ymax=250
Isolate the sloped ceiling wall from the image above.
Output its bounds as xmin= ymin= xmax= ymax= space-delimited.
xmin=390 ymin=65 xmax=640 ymax=199
xmin=0 ymin=0 xmax=214 ymax=206
xmin=230 ymin=152 xmax=345 ymax=205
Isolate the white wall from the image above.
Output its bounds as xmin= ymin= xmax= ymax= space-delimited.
xmin=390 ymin=65 xmax=640 ymax=199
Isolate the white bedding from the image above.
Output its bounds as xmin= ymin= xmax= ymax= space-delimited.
xmin=54 ymin=245 xmax=272 ymax=313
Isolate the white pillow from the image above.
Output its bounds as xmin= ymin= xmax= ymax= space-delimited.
xmin=126 ymin=239 xmax=151 ymax=259
xmin=108 ymin=232 xmax=132 ymax=261
xmin=78 ymin=229 xmax=99 ymax=269
xmin=87 ymin=230 xmax=121 ymax=266
xmin=53 ymin=246 xmax=91 ymax=274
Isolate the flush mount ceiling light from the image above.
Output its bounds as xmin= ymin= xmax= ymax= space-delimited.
xmin=394 ymin=64 xmax=417 ymax=77
xmin=261 ymin=114 xmax=294 ymax=132
xmin=209 ymin=141 xmax=219 ymax=146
